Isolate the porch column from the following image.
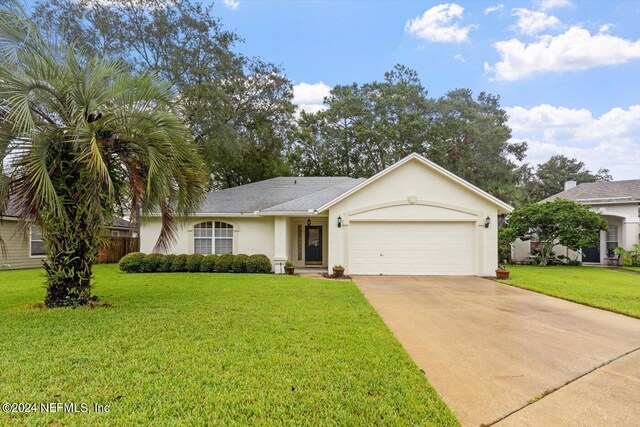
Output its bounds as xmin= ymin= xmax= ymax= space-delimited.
xmin=622 ymin=218 xmax=639 ymax=249
xmin=273 ymin=217 xmax=288 ymax=274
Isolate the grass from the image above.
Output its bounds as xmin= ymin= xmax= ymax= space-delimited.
xmin=622 ymin=266 xmax=640 ymax=273
xmin=0 ymin=265 xmax=457 ymax=426
xmin=498 ymin=265 xmax=640 ymax=318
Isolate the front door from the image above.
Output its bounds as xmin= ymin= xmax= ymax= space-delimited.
xmin=305 ymin=225 xmax=323 ymax=265
xmin=582 ymin=246 xmax=600 ymax=263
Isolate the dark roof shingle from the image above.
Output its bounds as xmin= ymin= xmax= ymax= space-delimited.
xmin=198 ymin=176 xmax=364 ymax=214
xmin=544 ymin=179 xmax=640 ymax=203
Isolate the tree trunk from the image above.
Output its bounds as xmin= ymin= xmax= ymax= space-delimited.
xmin=44 ymin=239 xmax=97 ymax=308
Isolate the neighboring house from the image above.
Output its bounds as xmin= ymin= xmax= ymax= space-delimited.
xmin=512 ymin=179 xmax=640 ymax=265
xmin=140 ymin=153 xmax=512 ymax=276
xmin=0 ymin=201 xmax=136 ymax=270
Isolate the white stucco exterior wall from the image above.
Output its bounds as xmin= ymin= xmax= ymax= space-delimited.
xmin=326 ymin=159 xmax=501 ymax=276
xmin=140 ymin=216 xmax=275 ymax=259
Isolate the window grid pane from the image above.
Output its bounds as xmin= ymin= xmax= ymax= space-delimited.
xmin=194 ymin=238 xmax=213 ymax=255
xmin=215 ymin=238 xmax=233 ymax=255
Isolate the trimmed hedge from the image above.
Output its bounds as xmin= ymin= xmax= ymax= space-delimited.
xmin=119 ymin=253 xmax=273 ymax=274
xmin=171 ymin=254 xmax=188 ymax=273
xmin=246 ymin=254 xmax=272 ymax=274
xmin=215 ymin=253 xmax=235 ymax=273
xmin=231 ymin=254 xmax=249 ymax=273
xmin=186 ymin=254 xmax=204 ymax=272
xmin=200 ymin=254 xmax=218 ymax=272
xmin=119 ymin=252 xmax=146 ymax=273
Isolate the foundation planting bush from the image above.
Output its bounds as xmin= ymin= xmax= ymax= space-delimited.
xmin=200 ymin=254 xmax=218 ymax=272
xmin=119 ymin=253 xmax=272 ymax=274
xmin=231 ymin=254 xmax=249 ymax=273
xmin=246 ymin=255 xmax=272 ymax=274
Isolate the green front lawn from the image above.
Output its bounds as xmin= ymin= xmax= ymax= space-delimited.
xmin=499 ymin=265 xmax=640 ymax=318
xmin=0 ymin=265 xmax=456 ymax=426
xmin=622 ymin=266 xmax=640 ymax=273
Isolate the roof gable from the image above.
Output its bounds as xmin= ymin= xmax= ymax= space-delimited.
xmin=317 ymin=153 xmax=513 ymax=213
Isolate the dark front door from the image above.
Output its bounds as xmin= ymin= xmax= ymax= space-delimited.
xmin=305 ymin=225 xmax=323 ymax=265
xmin=582 ymin=246 xmax=600 ymax=263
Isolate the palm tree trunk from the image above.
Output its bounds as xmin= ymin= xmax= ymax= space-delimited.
xmin=43 ymin=235 xmax=98 ymax=308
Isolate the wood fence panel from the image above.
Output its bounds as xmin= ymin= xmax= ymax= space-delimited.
xmin=97 ymin=237 xmax=140 ymax=264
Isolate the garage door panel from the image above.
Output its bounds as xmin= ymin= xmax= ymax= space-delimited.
xmin=349 ymin=222 xmax=474 ymax=275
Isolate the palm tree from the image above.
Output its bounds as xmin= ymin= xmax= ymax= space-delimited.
xmin=0 ymin=6 xmax=208 ymax=307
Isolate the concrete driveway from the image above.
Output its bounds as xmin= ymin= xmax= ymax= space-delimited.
xmin=354 ymin=275 xmax=640 ymax=426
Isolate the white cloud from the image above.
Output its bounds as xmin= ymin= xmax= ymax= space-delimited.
xmin=454 ymin=53 xmax=465 ymax=62
xmin=506 ymin=104 xmax=640 ymax=179
xmin=485 ymin=26 xmax=640 ymax=81
xmin=485 ymin=4 xmax=504 ymax=14
xmin=405 ymin=3 xmax=471 ymax=43
xmin=512 ymin=8 xmax=560 ymax=35
xmin=222 ymin=0 xmax=239 ymax=10
xmin=598 ymin=24 xmax=611 ymax=34
xmin=538 ymin=0 xmax=572 ymax=10
xmin=293 ymin=81 xmax=331 ymax=114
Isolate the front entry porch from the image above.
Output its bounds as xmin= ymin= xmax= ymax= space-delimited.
xmin=583 ymin=214 xmax=639 ymax=265
xmin=273 ymin=216 xmax=329 ymax=273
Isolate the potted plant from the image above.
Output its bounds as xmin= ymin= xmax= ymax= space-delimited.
xmin=284 ymin=260 xmax=295 ymax=275
xmin=332 ymin=265 xmax=345 ymax=278
xmin=495 ymin=265 xmax=510 ymax=280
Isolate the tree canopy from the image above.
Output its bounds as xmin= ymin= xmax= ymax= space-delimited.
xmin=289 ymin=65 xmax=527 ymax=203
xmin=502 ymin=199 xmax=608 ymax=266
xmin=520 ymin=155 xmax=612 ymax=203
xmin=32 ymin=0 xmax=295 ymax=189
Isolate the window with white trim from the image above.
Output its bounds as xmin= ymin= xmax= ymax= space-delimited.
xmin=30 ymin=225 xmax=46 ymax=257
xmin=606 ymin=225 xmax=618 ymax=257
xmin=193 ymin=221 xmax=233 ymax=255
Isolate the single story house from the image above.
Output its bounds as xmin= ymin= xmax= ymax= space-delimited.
xmin=512 ymin=179 xmax=640 ymax=264
xmin=140 ymin=153 xmax=512 ymax=276
xmin=0 ymin=200 xmax=136 ymax=270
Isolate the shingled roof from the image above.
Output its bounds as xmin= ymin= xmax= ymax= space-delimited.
xmin=198 ymin=177 xmax=365 ymax=214
xmin=544 ymin=179 xmax=640 ymax=204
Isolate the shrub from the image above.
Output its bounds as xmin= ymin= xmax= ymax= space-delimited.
xmin=215 ymin=253 xmax=235 ymax=273
xmin=119 ymin=252 xmax=146 ymax=273
xmin=246 ymin=254 xmax=272 ymax=274
xmin=158 ymin=254 xmax=176 ymax=272
xmin=170 ymin=254 xmax=188 ymax=272
xmin=142 ymin=253 xmax=164 ymax=273
xmin=200 ymin=254 xmax=218 ymax=272
xmin=231 ymin=254 xmax=249 ymax=273
xmin=186 ymin=254 xmax=204 ymax=272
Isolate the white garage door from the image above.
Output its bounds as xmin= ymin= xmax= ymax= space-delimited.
xmin=349 ymin=222 xmax=475 ymax=275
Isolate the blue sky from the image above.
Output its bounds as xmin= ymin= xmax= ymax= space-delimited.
xmin=214 ymin=0 xmax=640 ymax=179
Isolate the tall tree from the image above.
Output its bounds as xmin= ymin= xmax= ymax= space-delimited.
xmin=426 ymin=89 xmax=527 ymax=202
xmin=525 ymin=155 xmax=612 ymax=202
xmin=0 ymin=6 xmax=208 ymax=307
xmin=290 ymin=65 xmax=526 ymax=204
xmin=32 ymin=0 xmax=295 ymax=188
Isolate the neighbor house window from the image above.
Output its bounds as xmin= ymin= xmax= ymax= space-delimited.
xmin=193 ymin=221 xmax=233 ymax=255
xmin=30 ymin=226 xmax=46 ymax=257
xmin=530 ymin=235 xmax=541 ymax=254
xmin=606 ymin=225 xmax=618 ymax=257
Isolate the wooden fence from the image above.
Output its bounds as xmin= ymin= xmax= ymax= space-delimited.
xmin=97 ymin=237 xmax=140 ymax=264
